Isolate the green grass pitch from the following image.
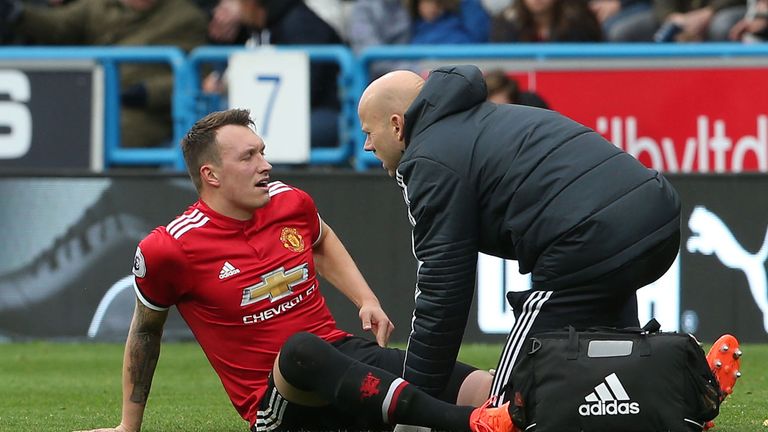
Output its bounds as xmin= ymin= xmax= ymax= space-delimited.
xmin=0 ymin=342 xmax=765 ymax=431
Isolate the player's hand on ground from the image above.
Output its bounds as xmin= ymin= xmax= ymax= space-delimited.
xmin=359 ymin=301 xmax=395 ymax=347
xmin=73 ymin=424 xmax=135 ymax=432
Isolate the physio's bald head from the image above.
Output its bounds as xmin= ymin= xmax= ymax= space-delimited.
xmin=359 ymin=70 xmax=425 ymax=123
xmin=358 ymin=70 xmax=425 ymax=177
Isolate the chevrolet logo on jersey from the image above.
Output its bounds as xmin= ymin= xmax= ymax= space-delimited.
xmin=241 ymin=264 xmax=309 ymax=306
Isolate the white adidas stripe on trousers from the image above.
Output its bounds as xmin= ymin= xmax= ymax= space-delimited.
xmin=254 ymin=389 xmax=288 ymax=432
xmin=489 ymin=290 xmax=553 ymax=405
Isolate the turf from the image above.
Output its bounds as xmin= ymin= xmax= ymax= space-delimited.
xmin=0 ymin=342 xmax=765 ymax=431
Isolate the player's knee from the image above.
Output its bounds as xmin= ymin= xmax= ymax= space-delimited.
xmin=280 ymin=332 xmax=326 ymax=365
xmin=278 ymin=332 xmax=332 ymax=386
xmin=456 ymin=369 xmax=493 ymax=406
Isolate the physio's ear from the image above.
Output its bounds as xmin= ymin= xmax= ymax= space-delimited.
xmin=390 ymin=114 xmax=405 ymax=141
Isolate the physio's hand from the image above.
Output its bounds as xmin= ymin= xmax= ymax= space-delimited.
xmin=359 ymin=302 xmax=395 ymax=347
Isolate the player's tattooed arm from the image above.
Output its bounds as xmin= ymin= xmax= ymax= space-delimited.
xmin=74 ymin=305 xmax=168 ymax=432
xmin=115 ymin=300 xmax=169 ymax=431
xmin=126 ymin=300 xmax=168 ymax=405
xmin=127 ymin=334 xmax=160 ymax=404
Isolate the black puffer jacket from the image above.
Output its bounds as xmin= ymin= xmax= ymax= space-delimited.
xmin=396 ymin=65 xmax=680 ymax=395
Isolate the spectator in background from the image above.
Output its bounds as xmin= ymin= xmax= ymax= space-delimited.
xmin=305 ymin=0 xmax=349 ymax=42
xmin=730 ymin=0 xmax=768 ymax=41
xmin=234 ymin=0 xmax=343 ymax=148
xmin=491 ymin=0 xmax=603 ymax=42
xmin=484 ymin=69 xmax=550 ymax=109
xmin=653 ymin=0 xmax=746 ymax=42
xmin=0 ymin=0 xmax=208 ymax=149
xmin=348 ymin=0 xmax=411 ymax=55
xmin=589 ymin=0 xmax=657 ymax=41
xmin=481 ymin=0 xmax=512 ymax=16
xmin=0 ymin=1 xmax=15 ymax=43
xmin=406 ymin=0 xmax=491 ymax=44
xmin=202 ymin=0 xmax=250 ymax=44
xmin=347 ymin=0 xmax=413 ymax=79
xmin=0 ymin=0 xmax=71 ymax=43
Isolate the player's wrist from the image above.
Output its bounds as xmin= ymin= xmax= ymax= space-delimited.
xmin=117 ymin=423 xmax=140 ymax=432
xmin=358 ymin=297 xmax=382 ymax=309
xmin=119 ymin=409 xmax=143 ymax=432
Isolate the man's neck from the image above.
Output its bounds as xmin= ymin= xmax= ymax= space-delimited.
xmin=200 ymin=194 xmax=253 ymax=221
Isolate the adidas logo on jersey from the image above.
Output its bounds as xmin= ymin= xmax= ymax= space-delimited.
xmin=578 ymin=373 xmax=640 ymax=416
xmin=219 ymin=261 xmax=241 ymax=280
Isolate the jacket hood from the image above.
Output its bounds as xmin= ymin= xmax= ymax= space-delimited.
xmin=403 ymin=65 xmax=487 ymax=146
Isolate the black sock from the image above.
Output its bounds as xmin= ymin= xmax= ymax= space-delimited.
xmin=279 ymin=332 xmax=474 ymax=431
xmin=334 ymin=362 xmax=475 ymax=430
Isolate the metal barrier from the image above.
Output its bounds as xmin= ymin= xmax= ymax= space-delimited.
xmin=0 ymin=46 xmax=191 ymax=170
xmin=4 ymin=43 xmax=768 ymax=171
xmin=354 ymin=43 xmax=768 ymax=171
xmin=187 ymin=45 xmax=358 ymax=166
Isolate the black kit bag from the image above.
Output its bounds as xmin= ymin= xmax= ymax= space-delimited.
xmin=504 ymin=319 xmax=722 ymax=432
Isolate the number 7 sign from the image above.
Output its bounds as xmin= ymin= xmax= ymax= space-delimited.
xmin=228 ymin=50 xmax=310 ymax=163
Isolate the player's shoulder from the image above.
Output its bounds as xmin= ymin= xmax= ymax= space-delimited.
xmin=133 ymin=225 xmax=186 ymax=280
xmin=163 ymin=205 xmax=212 ymax=241
xmin=139 ymin=205 xmax=207 ymax=254
xmin=268 ymin=181 xmax=313 ymax=204
xmin=268 ymin=180 xmax=299 ymax=197
xmin=137 ymin=226 xmax=183 ymax=260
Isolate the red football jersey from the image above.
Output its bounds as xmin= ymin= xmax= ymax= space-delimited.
xmin=132 ymin=181 xmax=350 ymax=426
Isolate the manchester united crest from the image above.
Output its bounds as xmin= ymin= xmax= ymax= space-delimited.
xmin=359 ymin=372 xmax=381 ymax=399
xmin=280 ymin=227 xmax=305 ymax=253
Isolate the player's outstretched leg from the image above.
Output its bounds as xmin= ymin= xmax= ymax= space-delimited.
xmin=277 ymin=332 xmax=516 ymax=432
xmin=704 ymin=334 xmax=742 ymax=430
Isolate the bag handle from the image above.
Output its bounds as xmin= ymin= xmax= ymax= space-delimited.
xmin=565 ymin=321 xmax=656 ymax=359
xmin=580 ymin=319 xmax=661 ymax=335
xmin=642 ymin=318 xmax=662 ymax=333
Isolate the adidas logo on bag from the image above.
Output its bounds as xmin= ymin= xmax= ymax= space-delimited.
xmin=219 ymin=261 xmax=241 ymax=280
xmin=578 ymin=373 xmax=640 ymax=416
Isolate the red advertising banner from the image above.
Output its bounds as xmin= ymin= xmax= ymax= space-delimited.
xmin=517 ymin=67 xmax=768 ymax=173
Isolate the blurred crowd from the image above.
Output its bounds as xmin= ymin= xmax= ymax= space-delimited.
xmin=1 ymin=0 xmax=766 ymax=149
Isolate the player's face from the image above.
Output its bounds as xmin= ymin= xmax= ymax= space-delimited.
xmin=359 ymin=108 xmax=404 ymax=177
xmin=214 ymin=125 xmax=273 ymax=213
